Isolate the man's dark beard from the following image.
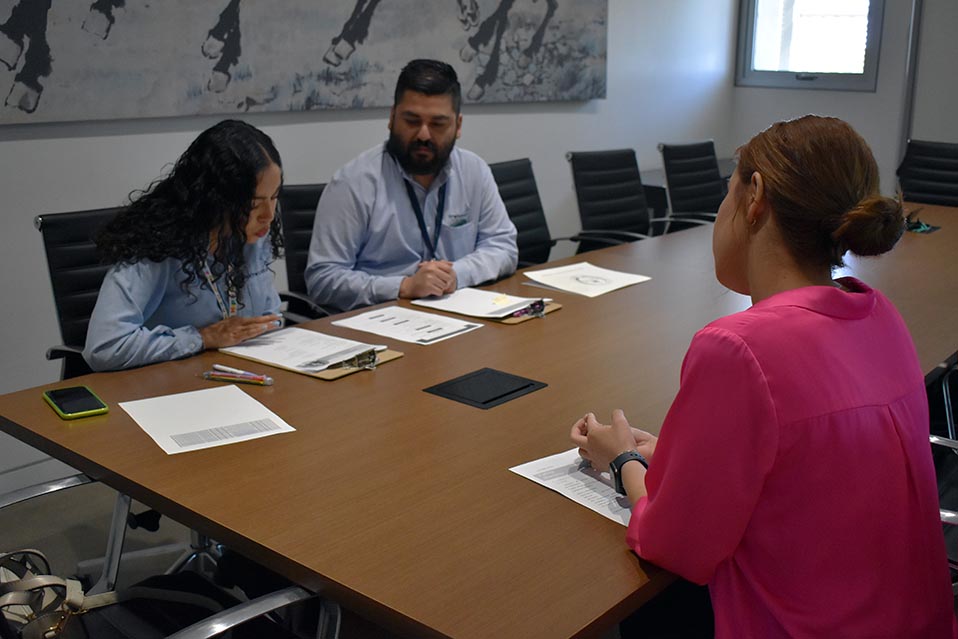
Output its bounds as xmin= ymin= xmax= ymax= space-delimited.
xmin=386 ymin=132 xmax=455 ymax=176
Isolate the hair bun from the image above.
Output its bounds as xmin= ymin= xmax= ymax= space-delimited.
xmin=832 ymin=195 xmax=905 ymax=257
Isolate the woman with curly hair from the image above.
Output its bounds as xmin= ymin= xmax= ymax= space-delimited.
xmin=83 ymin=119 xmax=284 ymax=371
xmin=572 ymin=116 xmax=954 ymax=638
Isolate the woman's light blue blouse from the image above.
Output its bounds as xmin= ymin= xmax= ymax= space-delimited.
xmin=83 ymin=240 xmax=280 ymax=371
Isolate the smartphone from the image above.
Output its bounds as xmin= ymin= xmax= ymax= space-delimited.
xmin=42 ymin=386 xmax=109 ymax=420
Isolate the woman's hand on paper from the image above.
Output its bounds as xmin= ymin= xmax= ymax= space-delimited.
xmin=199 ymin=314 xmax=281 ymax=349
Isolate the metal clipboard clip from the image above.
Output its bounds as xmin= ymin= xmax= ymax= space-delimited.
xmin=328 ymin=348 xmax=379 ymax=371
xmin=508 ymin=298 xmax=546 ymax=319
xmin=296 ymin=347 xmax=379 ymax=373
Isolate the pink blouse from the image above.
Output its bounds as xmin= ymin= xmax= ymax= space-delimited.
xmin=628 ymin=279 xmax=954 ymax=638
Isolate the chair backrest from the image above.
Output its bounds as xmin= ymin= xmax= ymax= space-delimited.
xmin=279 ymin=183 xmax=325 ymax=295
xmin=35 ymin=208 xmax=121 ymax=379
xmin=659 ymin=140 xmax=727 ymax=214
xmin=567 ymin=149 xmax=652 ymax=250
xmin=897 ymin=139 xmax=958 ymax=207
xmin=487 ymin=159 xmax=553 ymax=266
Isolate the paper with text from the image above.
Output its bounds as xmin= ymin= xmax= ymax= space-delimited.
xmin=523 ymin=262 xmax=650 ymax=297
xmin=119 ymin=385 xmax=294 ymax=455
xmin=220 ymin=327 xmax=378 ymax=373
xmin=412 ymin=288 xmax=543 ymax=318
xmin=332 ymin=306 xmax=482 ymax=344
xmin=510 ymin=448 xmax=631 ymax=526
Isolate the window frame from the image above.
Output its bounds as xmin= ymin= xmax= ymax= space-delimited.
xmin=735 ymin=0 xmax=885 ymax=92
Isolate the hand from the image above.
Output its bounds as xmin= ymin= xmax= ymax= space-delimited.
xmin=570 ymin=409 xmax=657 ymax=471
xmin=399 ymin=260 xmax=457 ymax=299
xmin=198 ymin=314 xmax=281 ymax=349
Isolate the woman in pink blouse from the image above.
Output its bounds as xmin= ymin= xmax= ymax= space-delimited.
xmin=572 ymin=115 xmax=954 ymax=638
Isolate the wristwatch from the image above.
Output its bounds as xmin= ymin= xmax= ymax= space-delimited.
xmin=609 ymin=450 xmax=648 ymax=495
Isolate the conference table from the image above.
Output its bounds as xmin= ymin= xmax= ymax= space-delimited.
xmin=1 ymin=204 xmax=954 ymax=638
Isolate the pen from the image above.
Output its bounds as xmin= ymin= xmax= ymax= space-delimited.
xmin=212 ymin=363 xmax=261 ymax=376
xmin=203 ymin=371 xmax=274 ymax=386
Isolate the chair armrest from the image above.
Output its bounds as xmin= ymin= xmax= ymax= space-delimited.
xmin=649 ymin=215 xmax=715 ymax=226
xmin=942 ymin=508 xmax=958 ymax=525
xmin=164 ymin=586 xmax=315 ymax=639
xmin=553 ymin=234 xmax=627 ymax=248
xmin=0 ymin=473 xmax=93 ymax=510
xmin=575 ymin=229 xmax=651 ymax=241
xmin=930 ymin=434 xmax=958 ymax=452
xmin=46 ymin=344 xmax=83 ymax=361
xmin=281 ymin=310 xmax=315 ymax=326
xmin=279 ymin=291 xmax=330 ymax=319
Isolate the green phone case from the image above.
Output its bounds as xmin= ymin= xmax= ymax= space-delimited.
xmin=42 ymin=386 xmax=109 ymax=420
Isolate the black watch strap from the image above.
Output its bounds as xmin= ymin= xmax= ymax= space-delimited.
xmin=609 ymin=450 xmax=648 ymax=495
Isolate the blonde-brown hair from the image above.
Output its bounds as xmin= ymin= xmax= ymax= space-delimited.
xmin=737 ymin=115 xmax=904 ymax=268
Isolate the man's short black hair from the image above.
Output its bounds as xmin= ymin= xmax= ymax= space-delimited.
xmin=394 ymin=59 xmax=462 ymax=114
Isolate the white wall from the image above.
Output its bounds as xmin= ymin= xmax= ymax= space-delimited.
xmin=0 ymin=0 xmax=738 ymax=397
xmin=910 ymin=0 xmax=958 ymax=142
xmin=728 ymin=0 xmax=915 ymax=195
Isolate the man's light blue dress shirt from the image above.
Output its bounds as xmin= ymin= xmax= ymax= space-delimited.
xmin=305 ymin=144 xmax=518 ymax=313
xmin=83 ymin=240 xmax=280 ymax=371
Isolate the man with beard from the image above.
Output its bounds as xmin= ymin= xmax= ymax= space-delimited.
xmin=305 ymin=59 xmax=518 ymax=313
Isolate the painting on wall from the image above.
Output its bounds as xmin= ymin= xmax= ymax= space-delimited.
xmin=0 ymin=0 xmax=607 ymax=125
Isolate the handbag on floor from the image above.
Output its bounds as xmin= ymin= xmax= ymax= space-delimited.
xmin=0 ymin=549 xmax=224 ymax=639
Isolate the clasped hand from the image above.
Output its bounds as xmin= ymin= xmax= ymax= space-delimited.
xmin=399 ymin=260 xmax=457 ymax=299
xmin=570 ymin=409 xmax=657 ymax=472
xmin=199 ymin=314 xmax=281 ymax=349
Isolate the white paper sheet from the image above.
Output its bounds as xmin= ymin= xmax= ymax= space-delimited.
xmin=119 ymin=385 xmax=295 ymax=455
xmin=510 ymin=448 xmax=631 ymax=526
xmin=220 ymin=327 xmax=379 ymax=373
xmin=523 ymin=262 xmax=650 ymax=297
xmin=332 ymin=306 xmax=482 ymax=344
xmin=411 ymin=288 xmax=543 ymax=318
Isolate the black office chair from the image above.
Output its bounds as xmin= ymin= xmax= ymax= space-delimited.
xmin=566 ymin=149 xmax=711 ymax=251
xmin=487 ymin=158 xmax=624 ymax=266
xmin=35 ymin=207 xmax=121 ymax=380
xmin=658 ymin=140 xmax=726 ymax=218
xmin=897 ymin=139 xmax=958 ymax=207
xmin=278 ymin=184 xmax=330 ymax=322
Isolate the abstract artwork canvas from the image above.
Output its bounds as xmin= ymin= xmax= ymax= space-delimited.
xmin=0 ymin=0 xmax=607 ymax=125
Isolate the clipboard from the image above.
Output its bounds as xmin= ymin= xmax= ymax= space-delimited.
xmin=225 ymin=347 xmax=404 ymax=381
xmin=411 ymin=289 xmax=561 ymax=324
xmin=219 ymin=327 xmax=403 ymax=381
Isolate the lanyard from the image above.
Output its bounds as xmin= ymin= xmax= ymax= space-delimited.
xmin=201 ymin=262 xmax=237 ymax=320
xmin=403 ymin=180 xmax=447 ymax=261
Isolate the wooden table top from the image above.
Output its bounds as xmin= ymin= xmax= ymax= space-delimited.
xmin=1 ymin=204 xmax=954 ymax=638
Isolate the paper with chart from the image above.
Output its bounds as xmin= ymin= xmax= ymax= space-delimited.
xmin=220 ymin=327 xmax=380 ymax=373
xmin=510 ymin=448 xmax=631 ymax=525
xmin=119 ymin=385 xmax=295 ymax=455
xmin=523 ymin=262 xmax=650 ymax=297
xmin=332 ymin=306 xmax=482 ymax=344
xmin=411 ymin=288 xmax=543 ymax=318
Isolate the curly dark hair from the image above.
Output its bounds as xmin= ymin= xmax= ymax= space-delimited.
xmin=95 ymin=119 xmax=284 ymax=303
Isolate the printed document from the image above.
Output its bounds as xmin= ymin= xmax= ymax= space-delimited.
xmin=412 ymin=288 xmax=543 ymax=318
xmin=220 ymin=327 xmax=378 ymax=373
xmin=119 ymin=385 xmax=295 ymax=455
xmin=332 ymin=306 xmax=482 ymax=344
xmin=524 ymin=262 xmax=650 ymax=297
xmin=510 ymin=448 xmax=631 ymax=525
